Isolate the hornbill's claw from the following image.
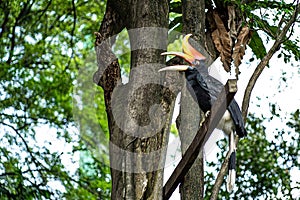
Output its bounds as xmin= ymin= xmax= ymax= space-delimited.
xmin=205 ymin=110 xmax=210 ymax=117
xmin=199 ymin=111 xmax=210 ymax=127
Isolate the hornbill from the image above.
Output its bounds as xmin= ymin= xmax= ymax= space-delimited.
xmin=160 ymin=34 xmax=247 ymax=192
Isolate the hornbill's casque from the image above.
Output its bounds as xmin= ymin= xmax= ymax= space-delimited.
xmin=160 ymin=34 xmax=247 ymax=192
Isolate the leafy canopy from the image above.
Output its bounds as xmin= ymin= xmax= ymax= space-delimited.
xmin=0 ymin=0 xmax=111 ymax=199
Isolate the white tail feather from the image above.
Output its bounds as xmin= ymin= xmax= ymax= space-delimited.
xmin=227 ymin=131 xmax=236 ymax=192
xmin=227 ymin=167 xmax=236 ymax=192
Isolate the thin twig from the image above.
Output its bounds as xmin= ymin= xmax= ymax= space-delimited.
xmin=65 ymin=0 xmax=77 ymax=71
xmin=210 ymin=151 xmax=230 ymax=200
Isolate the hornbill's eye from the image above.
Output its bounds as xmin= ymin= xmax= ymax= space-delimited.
xmin=193 ymin=60 xmax=201 ymax=66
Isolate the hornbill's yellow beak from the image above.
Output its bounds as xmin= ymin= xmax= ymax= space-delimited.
xmin=159 ymin=34 xmax=206 ymax=72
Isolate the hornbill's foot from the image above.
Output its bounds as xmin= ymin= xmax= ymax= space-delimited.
xmin=200 ymin=110 xmax=210 ymax=127
xmin=205 ymin=110 xmax=210 ymax=117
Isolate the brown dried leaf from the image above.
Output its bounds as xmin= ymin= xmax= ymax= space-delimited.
xmin=211 ymin=29 xmax=222 ymax=52
xmin=228 ymin=6 xmax=237 ymax=39
xmin=232 ymin=26 xmax=252 ymax=68
xmin=212 ymin=11 xmax=232 ymax=72
xmin=213 ymin=11 xmax=227 ymax=34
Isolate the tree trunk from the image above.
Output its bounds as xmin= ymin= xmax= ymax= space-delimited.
xmin=177 ymin=80 xmax=205 ymax=199
xmin=94 ymin=0 xmax=172 ymax=199
xmin=178 ymin=0 xmax=217 ymax=199
xmin=94 ymin=0 xmax=249 ymax=199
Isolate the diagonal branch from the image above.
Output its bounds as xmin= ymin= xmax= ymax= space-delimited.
xmin=242 ymin=2 xmax=300 ymax=119
xmin=0 ymin=122 xmax=43 ymax=172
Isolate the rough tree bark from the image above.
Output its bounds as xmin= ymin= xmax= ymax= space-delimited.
xmin=94 ymin=0 xmax=172 ymax=199
xmin=177 ymin=1 xmax=206 ymax=199
xmin=93 ymin=0 xmax=300 ymax=199
xmin=177 ymin=0 xmax=217 ymax=199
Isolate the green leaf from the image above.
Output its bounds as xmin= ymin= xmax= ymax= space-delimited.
xmin=282 ymin=40 xmax=300 ymax=61
xmin=249 ymin=31 xmax=267 ymax=59
xmin=170 ymin=1 xmax=181 ymax=14
xmin=169 ymin=15 xmax=182 ymax=30
xmin=168 ymin=23 xmax=182 ymax=44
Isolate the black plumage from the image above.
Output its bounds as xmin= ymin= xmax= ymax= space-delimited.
xmin=184 ymin=61 xmax=247 ymax=138
xmin=160 ymin=34 xmax=248 ymax=192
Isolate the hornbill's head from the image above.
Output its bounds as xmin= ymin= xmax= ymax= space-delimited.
xmin=159 ymin=34 xmax=206 ymax=72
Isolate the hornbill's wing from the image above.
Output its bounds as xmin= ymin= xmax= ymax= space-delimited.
xmin=204 ymin=75 xmax=224 ymax=103
xmin=185 ymin=68 xmax=212 ymax=112
xmin=203 ymin=75 xmax=247 ymax=138
xmin=228 ymin=100 xmax=247 ymax=137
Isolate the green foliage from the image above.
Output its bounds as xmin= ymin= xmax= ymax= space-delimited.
xmin=170 ymin=123 xmax=179 ymax=136
xmin=0 ymin=0 xmax=111 ymax=199
xmin=168 ymin=1 xmax=182 ymax=45
xmin=169 ymin=1 xmax=181 ymax=14
xmin=236 ymin=0 xmax=300 ymax=62
xmin=113 ymin=29 xmax=131 ymax=76
xmin=168 ymin=20 xmax=182 ymax=44
xmin=248 ymin=30 xmax=267 ymax=60
xmin=73 ymin=53 xmax=111 ymax=199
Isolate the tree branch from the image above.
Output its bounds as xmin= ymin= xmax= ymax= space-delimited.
xmin=65 ymin=0 xmax=77 ymax=71
xmin=242 ymin=2 xmax=300 ymax=119
xmin=178 ymin=1 xmax=212 ymax=199
xmin=93 ymin=2 xmax=126 ymax=199
xmin=0 ymin=3 xmax=10 ymax=39
xmin=209 ymin=136 xmax=239 ymax=200
xmin=210 ymin=3 xmax=299 ymax=199
xmin=210 ymin=151 xmax=230 ymax=200
xmin=0 ymin=122 xmax=43 ymax=171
